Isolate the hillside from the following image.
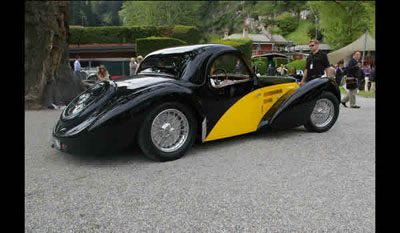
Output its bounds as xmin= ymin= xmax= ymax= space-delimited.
xmin=68 ymin=1 xmax=375 ymax=50
xmin=285 ymin=20 xmax=314 ymax=45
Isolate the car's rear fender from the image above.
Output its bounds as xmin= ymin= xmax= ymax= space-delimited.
xmin=263 ymin=78 xmax=340 ymax=130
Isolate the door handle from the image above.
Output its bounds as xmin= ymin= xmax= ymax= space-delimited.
xmin=256 ymin=93 xmax=261 ymax=97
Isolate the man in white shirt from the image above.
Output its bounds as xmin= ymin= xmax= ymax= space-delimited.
xmin=74 ymin=56 xmax=81 ymax=78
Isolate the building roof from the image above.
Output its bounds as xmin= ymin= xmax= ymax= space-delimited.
xmin=293 ymin=43 xmax=331 ymax=52
xmin=270 ymin=34 xmax=287 ymax=43
xmin=227 ymin=33 xmax=287 ymax=44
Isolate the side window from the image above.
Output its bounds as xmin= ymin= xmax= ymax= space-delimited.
xmin=209 ymin=53 xmax=251 ymax=88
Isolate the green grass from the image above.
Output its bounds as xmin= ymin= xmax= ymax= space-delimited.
xmin=285 ymin=20 xmax=313 ymax=45
xmin=339 ymin=86 xmax=375 ymax=98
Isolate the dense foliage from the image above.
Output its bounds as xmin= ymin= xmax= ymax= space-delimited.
xmin=171 ymin=25 xmax=203 ymax=45
xmin=309 ymin=1 xmax=375 ymax=50
xmin=136 ymin=37 xmax=187 ymax=57
xmin=276 ymin=12 xmax=298 ymax=36
xmin=67 ymin=1 xmax=375 ymax=50
xmin=69 ymin=1 xmax=123 ymax=26
xmin=69 ymin=25 xmax=203 ymax=45
xmin=252 ymin=57 xmax=269 ymax=75
xmin=69 ymin=26 xmax=171 ymax=44
xmin=288 ymin=59 xmax=306 ymax=71
xmin=119 ymin=1 xmax=202 ymax=27
xmin=211 ymin=38 xmax=253 ymax=63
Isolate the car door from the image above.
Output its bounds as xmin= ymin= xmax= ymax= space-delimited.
xmin=200 ymin=52 xmax=266 ymax=141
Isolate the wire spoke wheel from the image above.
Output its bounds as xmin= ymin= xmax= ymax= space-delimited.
xmin=150 ymin=109 xmax=189 ymax=153
xmin=310 ymin=98 xmax=335 ymax=128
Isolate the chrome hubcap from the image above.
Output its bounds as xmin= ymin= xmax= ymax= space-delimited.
xmin=310 ymin=98 xmax=335 ymax=128
xmin=151 ymin=109 xmax=189 ymax=153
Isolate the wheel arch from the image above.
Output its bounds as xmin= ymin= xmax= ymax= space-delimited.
xmin=134 ymin=89 xmax=205 ymax=143
xmin=266 ymin=78 xmax=339 ymax=130
xmin=136 ymin=95 xmax=200 ymax=161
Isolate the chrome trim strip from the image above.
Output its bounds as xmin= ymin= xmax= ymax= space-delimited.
xmin=201 ymin=117 xmax=207 ymax=143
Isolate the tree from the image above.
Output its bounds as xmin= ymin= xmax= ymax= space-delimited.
xmin=119 ymin=1 xmax=202 ymax=27
xmin=25 ymin=1 xmax=86 ymax=109
xmin=309 ymin=1 xmax=374 ymax=50
xmin=68 ymin=1 xmax=124 ymax=26
xmin=68 ymin=1 xmax=84 ymax=25
xmin=276 ymin=12 xmax=297 ymax=36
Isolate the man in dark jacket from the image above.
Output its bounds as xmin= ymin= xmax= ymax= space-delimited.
xmin=266 ymin=64 xmax=275 ymax=76
xmin=335 ymin=64 xmax=343 ymax=86
xmin=357 ymin=62 xmax=365 ymax=90
xmin=341 ymin=51 xmax=361 ymax=108
xmin=369 ymin=65 xmax=376 ymax=92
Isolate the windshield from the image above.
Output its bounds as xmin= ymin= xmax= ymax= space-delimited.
xmin=137 ymin=53 xmax=194 ymax=78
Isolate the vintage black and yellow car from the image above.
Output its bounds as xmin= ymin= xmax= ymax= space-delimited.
xmin=52 ymin=44 xmax=340 ymax=161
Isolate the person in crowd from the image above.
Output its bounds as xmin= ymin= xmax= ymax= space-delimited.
xmin=289 ymin=66 xmax=296 ymax=76
xmin=277 ymin=64 xmax=287 ymax=76
xmin=97 ymin=65 xmax=109 ymax=82
xmin=135 ymin=56 xmax=144 ymax=74
xmin=335 ymin=63 xmax=343 ymax=86
xmin=276 ymin=64 xmax=282 ymax=76
xmin=235 ymin=60 xmax=243 ymax=74
xmin=357 ymin=62 xmax=365 ymax=90
xmin=341 ymin=51 xmax=361 ymax=108
xmin=267 ymin=64 xmax=275 ymax=76
xmin=283 ymin=65 xmax=288 ymax=76
xmin=369 ymin=65 xmax=376 ymax=92
xmin=129 ymin=57 xmax=137 ymax=76
xmin=74 ymin=56 xmax=81 ymax=78
xmin=253 ymin=63 xmax=258 ymax=74
xmin=300 ymin=39 xmax=330 ymax=87
xmin=364 ymin=64 xmax=371 ymax=90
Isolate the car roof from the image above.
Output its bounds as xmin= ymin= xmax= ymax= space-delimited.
xmin=146 ymin=44 xmax=236 ymax=57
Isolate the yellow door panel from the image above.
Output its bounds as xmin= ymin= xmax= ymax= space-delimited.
xmin=205 ymin=83 xmax=298 ymax=142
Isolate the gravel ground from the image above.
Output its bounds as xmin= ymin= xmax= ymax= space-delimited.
xmin=25 ymin=96 xmax=375 ymax=232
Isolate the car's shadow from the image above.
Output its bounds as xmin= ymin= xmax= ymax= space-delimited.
xmin=59 ymin=141 xmax=148 ymax=166
xmin=191 ymin=126 xmax=307 ymax=152
xmin=60 ymin=126 xmax=308 ymax=166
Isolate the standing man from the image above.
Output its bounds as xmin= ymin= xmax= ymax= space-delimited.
xmin=341 ymin=51 xmax=361 ymax=108
xmin=299 ymin=39 xmax=330 ymax=87
xmin=335 ymin=63 xmax=343 ymax=86
xmin=74 ymin=56 xmax=81 ymax=79
xmin=266 ymin=64 xmax=275 ymax=76
xmin=363 ymin=64 xmax=371 ymax=91
xmin=369 ymin=65 xmax=376 ymax=92
xmin=235 ymin=60 xmax=243 ymax=74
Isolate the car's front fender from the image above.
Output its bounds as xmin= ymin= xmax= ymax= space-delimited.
xmin=88 ymin=82 xmax=201 ymax=131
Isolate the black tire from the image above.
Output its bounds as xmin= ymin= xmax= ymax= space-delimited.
xmin=138 ymin=102 xmax=197 ymax=162
xmin=304 ymin=91 xmax=339 ymax=133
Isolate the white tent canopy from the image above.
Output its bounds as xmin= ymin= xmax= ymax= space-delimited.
xmin=327 ymin=32 xmax=375 ymax=65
